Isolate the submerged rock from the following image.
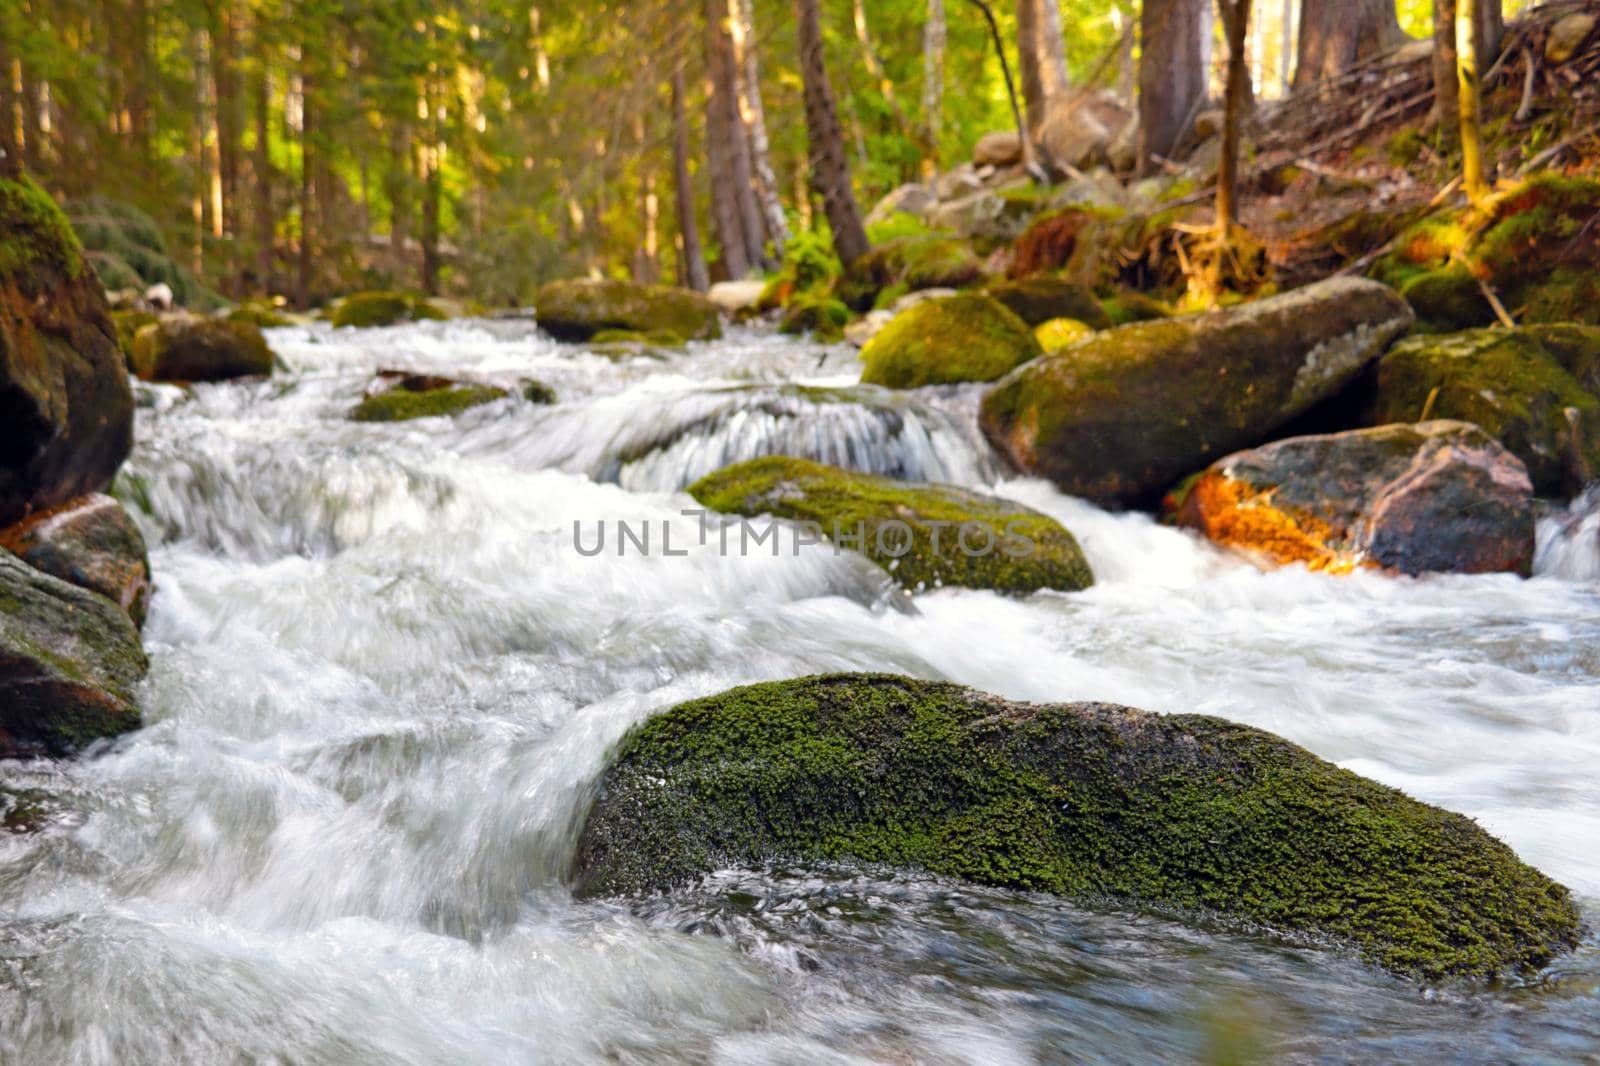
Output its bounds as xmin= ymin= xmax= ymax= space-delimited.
xmin=687 ymin=456 xmax=1093 ymax=594
xmin=860 ymin=293 xmax=1042 ymax=388
xmin=1169 ymin=422 xmax=1535 ymax=575
xmin=0 ymin=174 xmax=135 ymax=528
xmin=534 ymin=278 xmax=722 ymax=342
xmin=1371 ymin=327 xmax=1600 ymax=497
xmin=130 ymin=314 xmax=274 ymax=382
xmin=980 ymin=277 xmax=1414 ymax=507
xmin=0 ymin=549 xmax=146 ymax=758
xmin=330 ymin=291 xmax=449 ymax=328
xmin=573 ymin=673 xmax=1582 ymax=982
xmin=348 ymin=372 xmax=511 ymax=423
xmin=0 ymin=494 xmax=153 ymax=626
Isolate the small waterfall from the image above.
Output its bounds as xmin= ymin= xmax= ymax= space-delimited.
xmin=1535 ymin=484 xmax=1600 ymax=581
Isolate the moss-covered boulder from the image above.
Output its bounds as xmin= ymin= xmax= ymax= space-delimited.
xmin=687 ymin=456 xmax=1093 ymax=594
xmin=985 ymin=278 xmax=1113 ymax=330
xmin=0 ymin=174 xmax=135 ymax=529
xmin=1376 ymin=175 xmax=1600 ymax=329
xmin=1169 ymin=421 xmax=1535 ymax=575
xmin=228 ymin=301 xmax=294 ymax=329
xmin=1034 ymin=318 xmax=1094 ymax=352
xmin=535 ymin=278 xmax=722 ymax=342
xmin=860 ymin=293 xmax=1042 ymax=389
xmin=330 ymin=291 xmax=449 ymax=328
xmin=130 ymin=314 xmax=273 ymax=382
xmin=573 ymin=673 xmax=1581 ymax=982
xmin=348 ymin=372 xmax=511 ymax=422
xmin=778 ymin=293 xmax=850 ymax=341
xmin=110 ymin=308 xmax=157 ymax=363
xmin=981 ymin=277 xmax=1415 ymax=507
xmin=1371 ymin=327 xmax=1600 ymax=496
xmin=1099 ymin=289 xmax=1173 ymax=325
xmin=0 ymin=548 xmax=147 ymax=758
xmin=833 ymin=236 xmax=984 ymax=313
xmin=0 ymin=494 xmax=152 ymax=626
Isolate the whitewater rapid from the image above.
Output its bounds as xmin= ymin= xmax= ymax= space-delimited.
xmin=1 ymin=319 xmax=1597 ymax=1063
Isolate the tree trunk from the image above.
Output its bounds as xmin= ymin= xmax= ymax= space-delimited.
xmin=794 ymin=0 xmax=870 ymax=266
xmin=1457 ymin=0 xmax=1487 ymax=202
xmin=253 ymin=55 xmax=273 ymax=290
xmin=703 ymin=3 xmax=752 ymax=280
xmin=210 ymin=0 xmax=240 ymax=237
xmin=922 ymin=0 xmax=946 ymax=175
xmin=730 ymin=0 xmax=790 ymax=256
xmin=1138 ymin=0 xmax=1206 ymax=169
xmin=128 ymin=0 xmax=151 ymax=164
xmin=1216 ymin=0 xmax=1252 ymax=239
xmin=1475 ymin=0 xmax=1503 ymax=66
xmin=1431 ymin=0 xmax=1459 ymax=131
xmin=1016 ymin=0 xmax=1046 ymax=128
xmin=421 ymin=153 xmax=440 ymax=295
xmin=296 ymin=65 xmax=313 ymax=310
xmin=0 ymin=46 xmax=18 ymax=177
xmin=704 ymin=0 xmax=768 ymax=274
xmin=387 ymin=124 xmax=411 ymax=255
xmin=1279 ymin=0 xmax=1294 ymax=95
xmin=672 ymin=64 xmax=710 ymax=292
xmin=1293 ymin=0 xmax=1403 ymax=90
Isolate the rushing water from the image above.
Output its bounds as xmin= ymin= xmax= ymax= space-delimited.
xmin=3 ymin=319 xmax=1599 ymax=1064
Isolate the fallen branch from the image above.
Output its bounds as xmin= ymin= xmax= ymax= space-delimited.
xmin=1476 ymin=276 xmax=1518 ymax=329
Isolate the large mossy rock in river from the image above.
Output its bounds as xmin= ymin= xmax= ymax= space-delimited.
xmin=1169 ymin=421 xmax=1536 ymax=576
xmin=0 ymin=174 xmax=135 ymax=529
xmin=687 ymin=456 xmax=1093 ymax=594
xmin=985 ymin=278 xmax=1113 ymax=331
xmin=980 ymin=277 xmax=1414 ymax=507
xmin=534 ymin=278 xmax=722 ymax=342
xmin=0 ymin=493 xmax=153 ymax=627
xmin=860 ymin=293 xmax=1043 ymax=389
xmin=1371 ymin=327 xmax=1600 ymax=497
xmin=0 ymin=548 xmax=147 ymax=758
xmin=572 ymin=673 xmax=1582 ymax=982
xmin=130 ymin=314 xmax=273 ymax=382
xmin=330 ymin=290 xmax=449 ymax=328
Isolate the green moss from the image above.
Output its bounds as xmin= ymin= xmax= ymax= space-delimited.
xmin=1386 ymin=128 xmax=1427 ymax=168
xmin=521 ymin=378 xmax=557 ymax=404
xmin=871 ymin=281 xmax=910 ymax=312
xmin=1034 ymin=317 xmax=1094 ymax=352
xmin=1373 ymin=328 xmax=1600 ymax=495
xmin=986 ymin=277 xmax=1114 ymax=329
xmin=779 ymin=294 xmax=850 ymax=340
xmin=348 ymin=383 xmax=508 ymax=422
xmin=0 ymin=175 xmax=86 ymax=282
xmin=1099 ymin=290 xmax=1173 ymax=325
xmin=860 ymin=292 xmax=1042 ymax=388
xmin=130 ymin=317 xmax=274 ymax=382
xmin=331 ymin=291 xmax=449 ymax=328
xmin=591 ymin=327 xmax=686 ymax=347
xmin=228 ymin=301 xmax=293 ymax=328
xmin=834 ymin=236 xmax=983 ymax=312
xmin=574 ymin=673 xmax=1581 ymax=983
xmin=110 ymin=310 xmax=157 ymax=362
xmin=535 ymin=278 xmax=722 ymax=341
xmin=0 ymin=550 xmax=146 ymax=757
xmin=687 ymin=456 xmax=1093 ymax=594
xmin=1397 ymin=263 xmax=1493 ymax=330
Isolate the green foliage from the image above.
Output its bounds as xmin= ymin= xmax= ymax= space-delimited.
xmin=779 ymin=293 xmax=851 ymax=340
xmin=575 ymin=673 xmax=1581 ymax=982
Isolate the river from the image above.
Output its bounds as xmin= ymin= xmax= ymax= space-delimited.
xmin=2 ymin=319 xmax=1597 ymax=1063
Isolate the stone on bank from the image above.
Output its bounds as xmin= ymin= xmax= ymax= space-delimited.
xmin=1169 ymin=421 xmax=1536 ymax=575
xmin=980 ymin=277 xmax=1415 ymax=507
xmin=573 ymin=673 xmax=1581 ymax=983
